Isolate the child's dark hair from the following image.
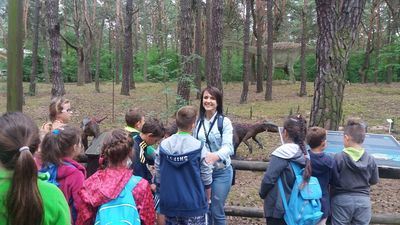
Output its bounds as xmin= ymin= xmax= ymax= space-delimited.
xmin=141 ymin=118 xmax=165 ymax=137
xmin=344 ymin=118 xmax=366 ymax=144
xmin=40 ymin=125 xmax=81 ymax=165
xmin=176 ymin=106 xmax=197 ymax=130
xmin=125 ymin=108 xmax=143 ymax=128
xmin=0 ymin=112 xmax=43 ymax=225
xmin=100 ymin=129 xmax=133 ymax=167
xmin=199 ymin=86 xmax=224 ymax=118
xmin=306 ymin=126 xmax=326 ymax=149
xmin=284 ymin=114 xmax=312 ymax=183
xmin=49 ymin=97 xmax=70 ymax=122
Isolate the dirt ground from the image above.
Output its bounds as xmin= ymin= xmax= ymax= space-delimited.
xmin=1 ymin=81 xmax=400 ymax=225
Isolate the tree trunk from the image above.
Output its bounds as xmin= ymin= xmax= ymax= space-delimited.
xmin=273 ymin=0 xmax=286 ymax=41
xmin=299 ymin=0 xmax=308 ymax=96
xmin=226 ymin=48 xmax=232 ymax=84
xmin=358 ymin=0 xmax=378 ymax=84
xmin=41 ymin=2 xmax=50 ymax=83
xmin=176 ymin=0 xmax=194 ymax=106
xmin=255 ymin=0 xmax=265 ymax=93
xmin=374 ymin=4 xmax=381 ymax=85
xmin=240 ymin=0 xmax=251 ymax=104
xmin=121 ymin=0 xmax=133 ymax=95
xmin=143 ymin=30 xmax=148 ymax=82
xmin=23 ymin=0 xmax=30 ymax=41
xmin=46 ymin=0 xmax=65 ymax=98
xmin=209 ymin=0 xmax=223 ymax=90
xmin=29 ymin=0 xmax=41 ymax=96
xmin=204 ymin=0 xmax=212 ymax=85
xmin=264 ymin=0 xmax=273 ymax=101
xmin=115 ymin=0 xmax=121 ymax=85
xmin=7 ymin=0 xmax=24 ymax=112
xmin=194 ymin=0 xmax=202 ymax=99
xmin=310 ymin=0 xmax=367 ymax=130
xmin=95 ymin=19 xmax=104 ymax=93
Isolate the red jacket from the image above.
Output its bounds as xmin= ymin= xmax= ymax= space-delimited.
xmin=76 ymin=167 xmax=155 ymax=225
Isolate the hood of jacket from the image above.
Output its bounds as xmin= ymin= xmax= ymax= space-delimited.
xmin=79 ymin=167 xmax=132 ymax=207
xmin=309 ymin=151 xmax=335 ymax=176
xmin=57 ymin=157 xmax=86 ymax=180
xmin=341 ymin=149 xmax=370 ymax=172
xmin=272 ymin=143 xmax=305 ymax=165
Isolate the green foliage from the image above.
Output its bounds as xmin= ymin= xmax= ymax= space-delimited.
xmin=134 ymin=47 xmax=180 ymax=82
xmin=62 ymin=50 xmax=78 ymax=82
xmin=22 ymin=54 xmax=44 ymax=82
xmin=222 ymin=49 xmax=244 ymax=82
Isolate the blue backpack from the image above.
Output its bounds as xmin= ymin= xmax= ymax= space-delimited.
xmin=278 ymin=162 xmax=323 ymax=225
xmin=39 ymin=162 xmax=74 ymax=187
xmin=95 ymin=176 xmax=142 ymax=225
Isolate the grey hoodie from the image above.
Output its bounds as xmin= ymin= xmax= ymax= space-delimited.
xmin=332 ymin=150 xmax=379 ymax=196
xmin=259 ymin=143 xmax=306 ymax=219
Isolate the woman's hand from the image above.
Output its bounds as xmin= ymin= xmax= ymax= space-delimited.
xmin=205 ymin=152 xmax=220 ymax=165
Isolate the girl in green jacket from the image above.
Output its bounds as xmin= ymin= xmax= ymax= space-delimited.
xmin=0 ymin=112 xmax=70 ymax=225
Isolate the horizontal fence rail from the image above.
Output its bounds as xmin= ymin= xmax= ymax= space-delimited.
xmin=231 ymin=160 xmax=400 ymax=179
xmin=225 ymin=206 xmax=400 ymax=225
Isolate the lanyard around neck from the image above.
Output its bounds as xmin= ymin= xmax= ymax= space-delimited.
xmin=201 ymin=116 xmax=218 ymax=150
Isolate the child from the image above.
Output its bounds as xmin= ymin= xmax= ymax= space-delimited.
xmin=306 ymin=126 xmax=335 ymax=225
xmin=130 ymin=118 xmax=164 ymax=191
xmin=76 ymin=129 xmax=155 ymax=225
xmin=0 ymin=112 xmax=70 ymax=225
xmin=125 ymin=108 xmax=145 ymax=137
xmin=331 ymin=119 xmax=379 ymax=225
xmin=41 ymin=97 xmax=73 ymax=133
xmin=124 ymin=108 xmax=156 ymax=161
xmin=155 ymin=106 xmax=212 ymax=225
xmin=259 ymin=115 xmax=311 ymax=225
xmin=40 ymin=125 xmax=86 ymax=224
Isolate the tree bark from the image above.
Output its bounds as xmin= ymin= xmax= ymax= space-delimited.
xmin=121 ymin=0 xmax=133 ymax=95
xmin=209 ymin=0 xmax=223 ymax=90
xmin=115 ymin=0 xmax=121 ymax=85
xmin=358 ymin=0 xmax=378 ymax=84
xmin=374 ymin=4 xmax=381 ymax=85
xmin=95 ymin=19 xmax=104 ymax=93
xmin=29 ymin=0 xmax=41 ymax=96
xmin=264 ymin=0 xmax=273 ymax=101
xmin=46 ymin=0 xmax=65 ymax=98
xmin=7 ymin=0 xmax=24 ymax=112
xmin=299 ymin=0 xmax=308 ymax=96
xmin=310 ymin=0 xmax=367 ymax=130
xmin=204 ymin=0 xmax=212 ymax=85
xmin=194 ymin=0 xmax=202 ymax=99
xmin=177 ymin=0 xmax=194 ymax=106
xmin=240 ymin=0 xmax=251 ymax=104
xmin=255 ymin=0 xmax=265 ymax=93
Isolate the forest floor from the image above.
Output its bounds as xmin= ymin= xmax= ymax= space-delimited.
xmin=1 ymin=81 xmax=400 ymax=224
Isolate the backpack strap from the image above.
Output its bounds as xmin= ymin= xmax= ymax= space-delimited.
xmin=217 ymin=114 xmax=224 ymax=138
xmin=278 ymin=178 xmax=289 ymax=212
xmin=125 ymin=176 xmax=142 ymax=192
xmin=277 ymin=161 xmax=302 ymax=212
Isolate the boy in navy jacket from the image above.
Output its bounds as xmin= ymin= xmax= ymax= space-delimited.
xmin=155 ymin=106 xmax=212 ymax=225
xmin=306 ymin=127 xmax=336 ymax=225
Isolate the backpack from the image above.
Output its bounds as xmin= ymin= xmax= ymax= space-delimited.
xmin=95 ymin=175 xmax=142 ymax=225
xmin=278 ymin=162 xmax=323 ymax=225
xmin=39 ymin=162 xmax=74 ymax=187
